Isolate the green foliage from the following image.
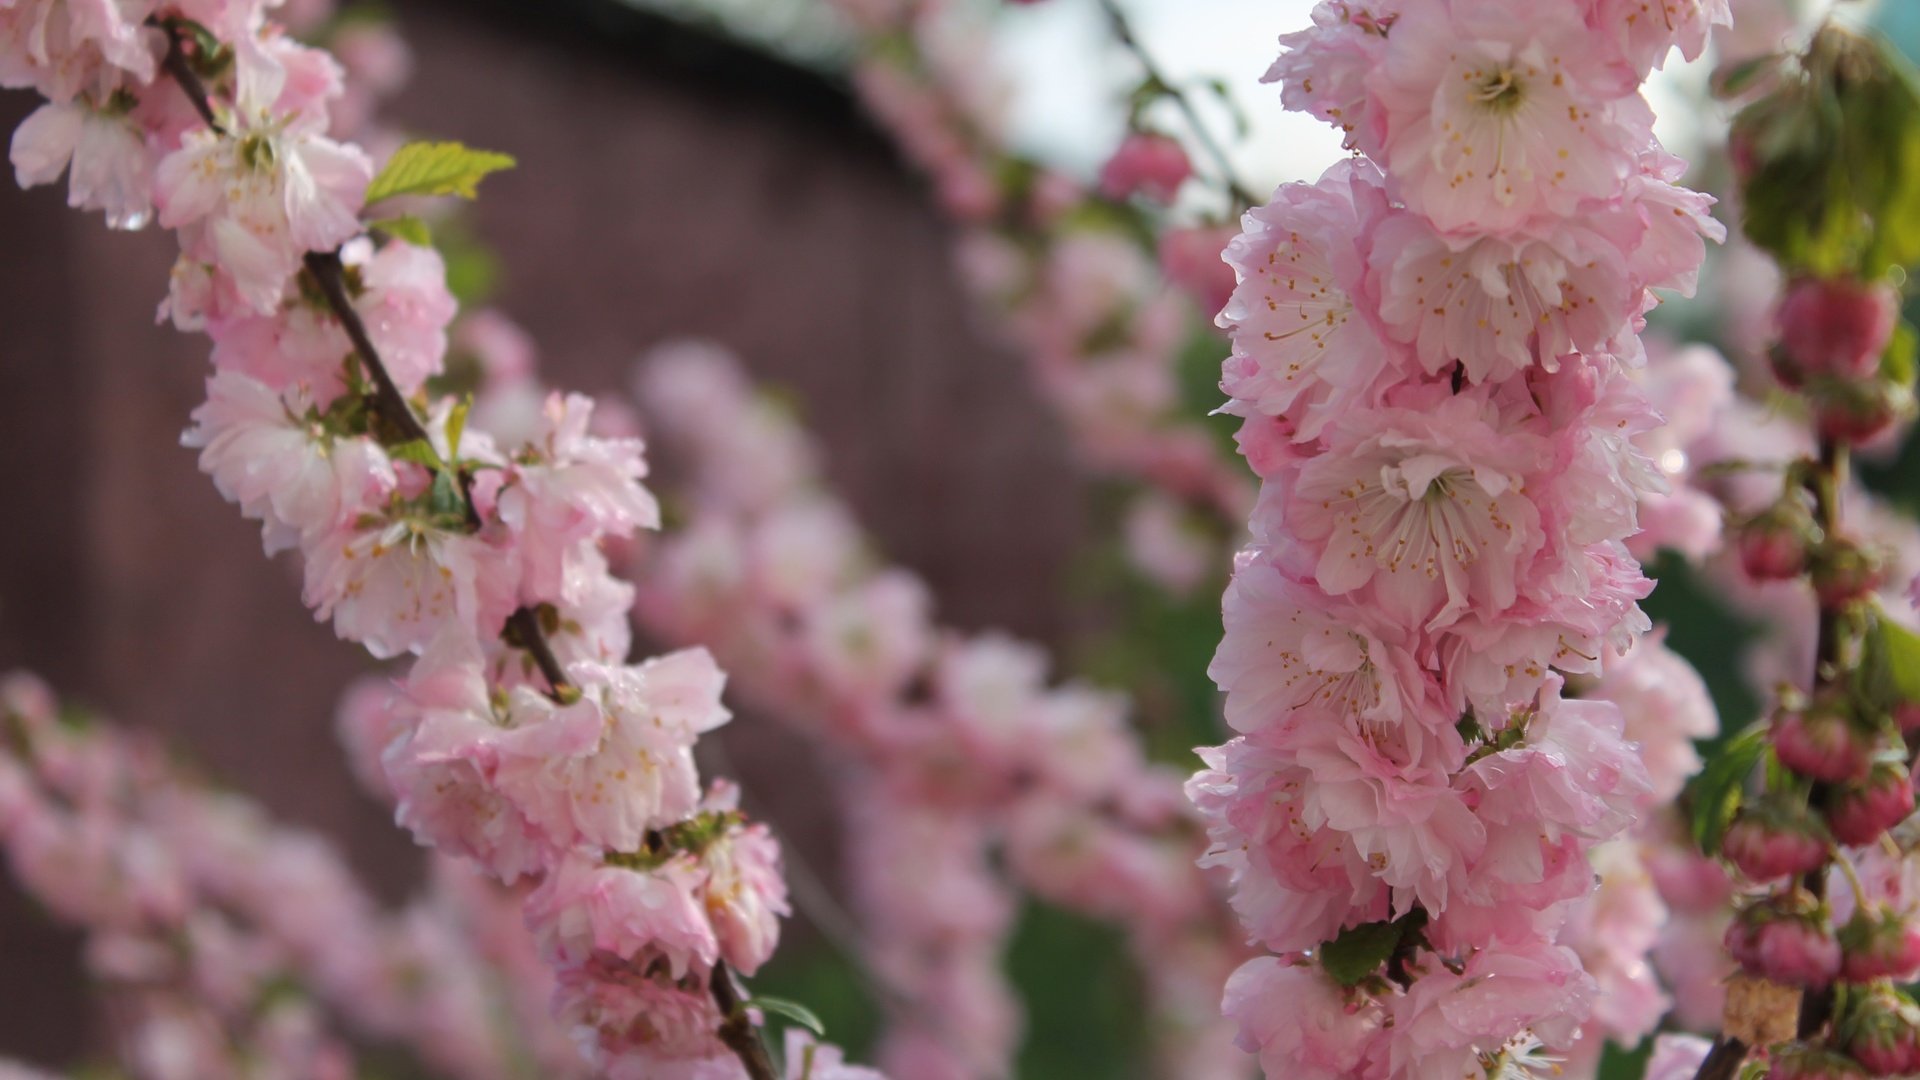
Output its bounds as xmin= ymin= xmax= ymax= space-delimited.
xmin=742 ymin=996 xmax=827 ymax=1038
xmin=1319 ymin=919 xmax=1407 ymax=988
xmin=1732 ymin=27 xmax=1920 ymax=279
xmin=1688 ymin=724 xmax=1767 ymax=855
xmin=1869 ymin=616 xmax=1920 ymax=703
xmin=1008 ymin=902 xmax=1147 ymax=1080
xmin=365 ymin=141 xmax=517 ymax=206
xmin=746 ymin=944 xmax=879 ymax=1063
xmin=368 ymin=214 xmax=432 ymax=247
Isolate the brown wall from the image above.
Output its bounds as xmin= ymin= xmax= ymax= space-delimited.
xmin=0 ymin=2 xmax=1087 ymax=1065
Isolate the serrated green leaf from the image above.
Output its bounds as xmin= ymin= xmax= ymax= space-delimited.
xmin=366 ymin=141 xmax=516 ymax=206
xmin=1319 ymin=920 xmax=1403 ymax=988
xmin=368 ymin=214 xmax=432 ymax=247
xmin=388 ymin=438 xmax=442 ymax=468
xmin=742 ymin=996 xmax=826 ymax=1037
xmin=1689 ymin=724 xmax=1768 ymax=854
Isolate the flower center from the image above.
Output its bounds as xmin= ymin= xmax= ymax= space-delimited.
xmin=1470 ymin=68 xmax=1525 ymax=114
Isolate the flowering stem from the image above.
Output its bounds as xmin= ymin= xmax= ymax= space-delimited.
xmin=157 ymin=21 xmax=221 ymax=132
xmin=1094 ymin=0 xmax=1258 ymax=213
xmin=710 ymin=964 xmax=779 ymax=1080
xmin=300 ymin=251 xmax=434 ymax=447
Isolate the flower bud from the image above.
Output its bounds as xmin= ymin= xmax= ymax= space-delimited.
xmin=1827 ymin=763 xmax=1915 ymax=847
xmin=1839 ymin=905 xmax=1920 ymax=984
xmin=1775 ymin=277 xmax=1899 ymax=383
xmin=1726 ymin=892 xmax=1841 ymax=988
xmin=1841 ymin=986 xmax=1920 ymax=1077
xmin=1775 ymin=693 xmax=1875 ymax=784
xmin=1811 ymin=377 xmax=1916 ymax=445
xmin=1739 ymin=500 xmax=1817 ymax=582
xmin=1098 ymin=132 xmax=1193 ymax=204
xmin=1812 ymin=538 xmax=1888 ymax=608
xmin=1724 ymin=796 xmax=1830 ymax=881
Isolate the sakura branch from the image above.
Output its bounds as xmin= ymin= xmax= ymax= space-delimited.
xmin=1 ymin=3 xmax=876 ymax=1076
xmin=1191 ymin=2 xmax=1729 ymax=1077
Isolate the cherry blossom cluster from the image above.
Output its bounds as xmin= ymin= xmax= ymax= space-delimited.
xmin=1190 ymin=1 xmax=1730 ymax=1076
xmin=823 ymin=0 xmax=1255 ymax=545
xmin=1 ymin=5 xmax=874 ymax=1077
xmin=0 ymin=669 xmax=579 ymax=1079
xmin=627 ymin=343 xmax=1250 ymax=1080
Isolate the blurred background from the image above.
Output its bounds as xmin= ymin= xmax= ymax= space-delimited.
xmin=0 ymin=0 xmax=1914 ymax=1076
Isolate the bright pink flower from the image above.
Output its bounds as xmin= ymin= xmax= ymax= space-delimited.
xmin=1369 ymin=0 xmax=1644 ymax=233
xmin=1387 ymin=941 xmax=1595 ymax=1080
xmin=10 ymin=97 xmax=153 ymax=229
xmin=1221 ymin=957 xmax=1385 ymax=1080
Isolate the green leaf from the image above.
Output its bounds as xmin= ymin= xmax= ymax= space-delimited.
xmin=428 ymin=469 xmax=464 ymax=519
xmin=368 ymin=214 xmax=432 ymax=247
xmin=1874 ymin=617 xmax=1920 ymax=702
xmin=446 ymin=396 xmax=471 ymax=461
xmin=742 ymin=996 xmax=826 ymax=1037
xmin=1688 ymin=724 xmax=1768 ymax=854
xmin=1319 ymin=920 xmax=1404 ymax=988
xmin=388 ymin=438 xmax=442 ymax=468
xmin=366 ymin=141 xmax=516 ymax=205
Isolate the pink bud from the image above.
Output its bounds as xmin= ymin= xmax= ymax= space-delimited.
xmin=1812 ymin=377 xmax=1916 ymax=445
xmin=1727 ymin=912 xmax=1841 ymax=987
xmin=1099 ymin=132 xmax=1193 ymax=204
xmin=1739 ymin=502 xmax=1815 ymax=582
xmin=1768 ymin=1043 xmax=1870 ymax=1080
xmin=1812 ymin=538 xmax=1888 ymax=608
xmin=1774 ymin=696 xmax=1874 ymax=784
xmin=1827 ymin=764 xmax=1915 ymax=846
xmin=1841 ymin=987 xmax=1920 ymax=1077
xmin=1840 ymin=906 xmax=1920 ymax=983
xmin=1723 ymin=802 xmax=1829 ymax=881
xmin=1896 ymin=702 xmax=1920 ymax=736
xmin=1776 ymin=277 xmax=1899 ymax=382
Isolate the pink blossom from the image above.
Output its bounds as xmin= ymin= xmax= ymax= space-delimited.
xmin=1222 ymin=957 xmax=1384 ymax=1080
xmin=347 ymin=238 xmax=458 ymax=393
xmin=1288 ymin=386 xmax=1545 ymax=630
xmin=0 ymin=0 xmax=158 ymax=103
xmin=154 ymin=69 xmax=371 ymax=313
xmin=1220 ymin=162 xmax=1398 ymax=437
xmin=1372 ymin=211 xmax=1633 ymax=384
xmin=1265 ymin=1 xmax=1397 ymax=156
xmin=524 ymin=853 xmax=719 ymax=979
xmin=1098 ymin=132 xmax=1191 ymax=204
xmin=1387 ymin=941 xmax=1595 ymax=1079
xmin=1369 ymin=0 xmax=1643 ymax=233
xmin=1158 ymin=224 xmax=1238 ymax=319
xmin=1583 ymin=0 xmax=1733 ymax=79
xmin=302 ymin=509 xmax=515 ymax=659
xmin=1644 ymin=1034 xmax=1713 ymax=1080
xmin=1590 ymin=630 xmax=1718 ymax=803
xmin=698 ymin=816 xmax=789 ymax=976
xmin=10 ymin=97 xmax=152 ymax=229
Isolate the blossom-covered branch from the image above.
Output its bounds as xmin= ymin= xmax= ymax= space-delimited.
xmin=1191 ymin=1 xmax=1728 ymax=1076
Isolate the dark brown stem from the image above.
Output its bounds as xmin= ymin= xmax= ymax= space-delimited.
xmin=158 ymin=23 xmax=221 ymax=132
xmin=1094 ymin=0 xmax=1259 ymax=213
xmin=1692 ymin=1036 xmax=1749 ymax=1080
xmin=710 ymin=965 xmax=779 ymax=1080
xmin=504 ymin=607 xmax=570 ymax=694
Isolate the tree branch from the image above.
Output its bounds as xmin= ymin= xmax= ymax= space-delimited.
xmin=710 ymin=964 xmax=779 ymax=1080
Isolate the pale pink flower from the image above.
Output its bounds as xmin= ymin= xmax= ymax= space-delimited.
xmin=1370 ymin=0 xmax=1644 ymax=233
xmin=1643 ymin=1034 xmax=1713 ymax=1080
xmin=781 ymin=1031 xmax=885 ymax=1080
xmin=183 ymin=369 xmax=395 ymax=554
xmin=302 ymin=509 xmax=514 ymax=659
xmin=1222 ymin=956 xmax=1385 ymax=1080
xmin=1210 ymin=556 xmax=1434 ymax=736
xmin=1221 ymin=162 xmax=1399 ymax=437
xmin=802 ymin=570 xmax=933 ymax=709
xmin=1387 ymin=941 xmax=1595 ymax=1080
xmin=1590 ymin=630 xmax=1717 ymax=803
xmin=525 ymin=853 xmax=719 ymax=979
xmin=10 ymin=96 xmax=152 ymax=228
xmin=551 ymin=962 xmax=737 ymax=1080
xmin=1372 ymin=211 xmax=1634 ymax=384
xmin=497 ymin=392 xmax=660 ymax=605
xmin=490 ymin=651 xmax=729 ymax=855
xmin=1288 ymin=386 xmax=1546 ymax=630
xmin=697 ymin=816 xmax=788 ymax=976
xmin=1265 ymin=1 xmax=1398 ymax=156
xmin=1098 ymin=131 xmax=1190 ymax=203
xmin=1584 ymin=0 xmax=1733 ymax=79
xmin=1121 ymin=492 xmax=1213 ymax=595
xmin=0 ymin=0 xmax=158 ymax=103
xmin=347 ymin=238 xmax=458 ymax=393
xmin=154 ymin=64 xmax=371 ymax=313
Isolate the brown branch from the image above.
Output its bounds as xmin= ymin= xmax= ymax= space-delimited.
xmin=158 ymin=22 xmax=221 ymax=132
xmin=1094 ymin=0 xmax=1259 ymax=213
xmin=710 ymin=965 xmax=779 ymax=1080
xmin=1692 ymin=1036 xmax=1749 ymax=1080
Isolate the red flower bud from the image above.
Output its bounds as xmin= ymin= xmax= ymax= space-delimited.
xmin=1776 ymin=277 xmax=1900 ymax=382
xmin=1099 ymin=132 xmax=1193 ymax=205
xmin=1841 ymin=986 xmax=1920 ymax=1077
xmin=1727 ymin=892 xmax=1841 ymax=987
xmin=1775 ymin=694 xmax=1875 ymax=784
xmin=1739 ymin=500 xmax=1816 ymax=582
xmin=1812 ymin=538 xmax=1889 ymax=608
xmin=1811 ymin=377 xmax=1916 ymax=445
xmin=1827 ymin=763 xmax=1915 ymax=847
xmin=1840 ymin=906 xmax=1920 ymax=984
xmin=1724 ymin=797 xmax=1830 ymax=881
xmin=1768 ymin=1042 xmax=1870 ymax=1080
